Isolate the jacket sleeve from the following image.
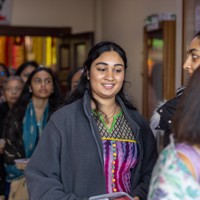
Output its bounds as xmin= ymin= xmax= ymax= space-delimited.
xmin=25 ymin=119 xmax=88 ymax=200
xmin=131 ymin=113 xmax=158 ymax=200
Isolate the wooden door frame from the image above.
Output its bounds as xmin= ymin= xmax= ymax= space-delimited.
xmin=143 ymin=20 xmax=176 ymax=119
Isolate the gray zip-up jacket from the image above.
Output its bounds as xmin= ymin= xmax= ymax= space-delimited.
xmin=25 ymin=92 xmax=157 ymax=200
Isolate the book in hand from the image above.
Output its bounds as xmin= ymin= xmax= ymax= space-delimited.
xmin=89 ymin=192 xmax=134 ymax=200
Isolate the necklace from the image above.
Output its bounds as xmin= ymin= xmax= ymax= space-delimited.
xmin=101 ymin=104 xmax=117 ymax=124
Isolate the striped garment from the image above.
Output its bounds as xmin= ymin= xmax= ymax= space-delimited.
xmin=93 ymin=111 xmax=139 ymax=193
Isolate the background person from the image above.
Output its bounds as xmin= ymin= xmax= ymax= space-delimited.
xmin=3 ymin=67 xmax=62 ymax=200
xmin=0 ymin=76 xmax=23 ymax=200
xmin=66 ymin=66 xmax=84 ymax=95
xmin=148 ymin=66 xmax=200 ymax=200
xmin=0 ymin=76 xmax=24 ymax=140
xmin=0 ymin=63 xmax=10 ymax=103
xmin=15 ymin=61 xmax=39 ymax=83
xmin=150 ymin=30 xmax=200 ymax=148
xmin=25 ymin=41 xmax=157 ymax=200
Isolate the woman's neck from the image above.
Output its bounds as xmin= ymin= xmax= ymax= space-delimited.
xmin=91 ymin=98 xmax=120 ymax=126
xmin=32 ymin=97 xmax=48 ymax=110
xmin=91 ymin=98 xmax=117 ymax=115
xmin=31 ymin=97 xmax=48 ymax=122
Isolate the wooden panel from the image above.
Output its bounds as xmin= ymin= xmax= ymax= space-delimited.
xmin=143 ymin=21 xmax=176 ymax=119
xmin=57 ymin=32 xmax=94 ymax=94
xmin=163 ymin=21 xmax=176 ymax=100
xmin=0 ymin=25 xmax=71 ymax=37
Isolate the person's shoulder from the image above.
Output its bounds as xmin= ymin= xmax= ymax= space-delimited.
xmin=176 ymin=86 xmax=186 ymax=96
xmin=150 ymin=86 xmax=185 ymax=131
xmin=158 ymin=86 xmax=185 ymax=112
xmin=50 ymin=99 xmax=82 ymax=120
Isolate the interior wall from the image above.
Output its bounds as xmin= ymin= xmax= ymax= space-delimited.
xmin=8 ymin=0 xmax=181 ymax=113
xmin=11 ymin=0 xmax=94 ymax=33
xmin=97 ymin=0 xmax=178 ymax=112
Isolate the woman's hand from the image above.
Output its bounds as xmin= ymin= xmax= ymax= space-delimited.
xmin=133 ymin=196 xmax=140 ymax=200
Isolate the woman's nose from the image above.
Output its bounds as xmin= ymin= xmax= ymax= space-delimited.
xmin=11 ymin=89 xmax=17 ymax=94
xmin=183 ymin=57 xmax=191 ymax=71
xmin=40 ymin=81 xmax=46 ymax=87
xmin=105 ymin=70 xmax=114 ymax=80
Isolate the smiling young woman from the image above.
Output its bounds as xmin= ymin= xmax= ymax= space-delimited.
xmin=25 ymin=41 xmax=158 ymax=200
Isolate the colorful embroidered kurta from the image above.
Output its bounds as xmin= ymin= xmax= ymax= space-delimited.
xmin=148 ymin=137 xmax=200 ymax=200
xmin=94 ymin=111 xmax=139 ymax=193
xmin=176 ymin=143 xmax=200 ymax=183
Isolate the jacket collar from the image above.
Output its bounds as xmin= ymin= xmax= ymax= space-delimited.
xmin=83 ymin=91 xmax=140 ymax=137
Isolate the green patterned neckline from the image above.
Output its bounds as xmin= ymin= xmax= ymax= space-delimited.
xmin=92 ymin=109 xmax=123 ymax=132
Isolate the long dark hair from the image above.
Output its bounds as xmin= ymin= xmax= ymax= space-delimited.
xmin=5 ymin=67 xmax=62 ymax=128
xmin=15 ymin=61 xmax=39 ymax=76
xmin=65 ymin=41 xmax=136 ymax=110
xmin=173 ymin=66 xmax=200 ymax=145
xmin=66 ymin=66 xmax=84 ymax=94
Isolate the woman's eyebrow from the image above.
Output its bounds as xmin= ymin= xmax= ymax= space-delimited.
xmin=95 ymin=62 xmax=124 ymax=67
xmin=114 ymin=64 xmax=124 ymax=67
xmin=187 ymin=48 xmax=200 ymax=54
xmin=95 ymin=62 xmax=108 ymax=66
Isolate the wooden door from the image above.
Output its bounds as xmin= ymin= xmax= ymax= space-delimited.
xmin=57 ymin=32 xmax=94 ymax=93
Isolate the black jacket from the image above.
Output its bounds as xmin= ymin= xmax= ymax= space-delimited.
xmin=25 ymin=92 xmax=158 ymax=200
xmin=0 ymin=102 xmax=9 ymax=138
xmin=154 ymin=87 xmax=185 ymax=146
xmin=0 ymin=102 xmax=9 ymax=195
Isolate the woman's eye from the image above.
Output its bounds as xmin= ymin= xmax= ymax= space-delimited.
xmin=97 ymin=68 xmax=106 ymax=72
xmin=192 ymin=54 xmax=200 ymax=61
xmin=33 ymin=79 xmax=41 ymax=84
xmin=45 ymin=79 xmax=53 ymax=84
xmin=113 ymin=69 xmax=122 ymax=73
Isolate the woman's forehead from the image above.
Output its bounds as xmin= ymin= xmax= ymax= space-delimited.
xmin=189 ymin=37 xmax=200 ymax=49
xmin=33 ymin=71 xmax=52 ymax=78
